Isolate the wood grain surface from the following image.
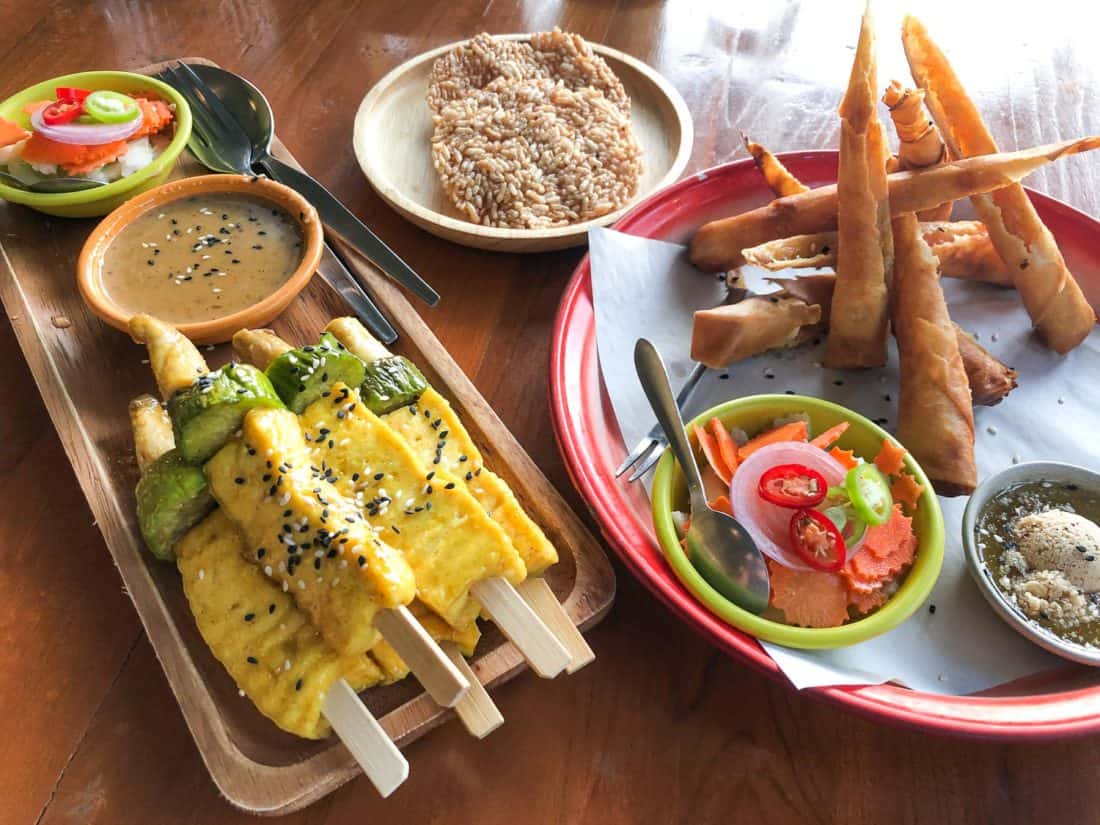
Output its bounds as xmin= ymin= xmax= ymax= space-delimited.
xmin=3 ymin=1 xmax=1100 ymax=823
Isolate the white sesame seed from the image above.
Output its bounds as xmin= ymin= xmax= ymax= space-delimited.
xmin=282 ymin=581 xmax=289 ymax=592
xmin=987 ymin=426 xmax=998 ymax=435
xmin=239 ymin=689 xmax=246 ymax=697
xmin=264 ymin=565 xmax=273 ymax=576
xmin=197 ymin=568 xmax=205 ymax=580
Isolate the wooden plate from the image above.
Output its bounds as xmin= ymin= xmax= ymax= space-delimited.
xmin=352 ymin=34 xmax=693 ymax=253
xmin=0 ymin=58 xmax=615 ymax=815
xmin=551 ymin=151 xmax=1100 ymax=741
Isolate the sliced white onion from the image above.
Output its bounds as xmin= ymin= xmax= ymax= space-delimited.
xmin=31 ymin=106 xmax=142 ymax=146
xmin=729 ymin=441 xmax=855 ymax=572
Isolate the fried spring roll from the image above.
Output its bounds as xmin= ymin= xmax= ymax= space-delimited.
xmin=742 ymin=221 xmax=1014 ymax=286
xmin=691 ymin=295 xmax=822 ymax=369
xmin=883 ymin=80 xmax=952 ymax=221
xmin=763 ymin=272 xmax=1016 ymax=406
xmin=825 ymin=3 xmax=893 ymax=368
xmin=689 ymin=136 xmax=1100 ymax=271
xmin=902 ymin=15 xmax=1097 ymax=353
xmin=742 ymin=130 xmax=809 ymax=197
xmin=954 ymin=329 xmax=1018 ymax=407
xmin=893 ymin=213 xmax=976 ymax=495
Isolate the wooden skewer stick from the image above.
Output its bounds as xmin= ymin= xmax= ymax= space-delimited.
xmin=374 ymin=606 xmax=469 ymax=707
xmin=131 ymin=316 xmax=469 ymax=708
xmin=516 ymin=578 xmax=594 ymax=674
xmin=322 ymin=679 xmax=408 ymax=797
xmin=128 ymin=395 xmax=409 ymax=797
xmin=470 ymin=578 xmax=571 ymax=678
xmin=441 ymin=642 xmax=504 ymax=738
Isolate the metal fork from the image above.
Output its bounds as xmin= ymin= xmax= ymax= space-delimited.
xmin=161 ymin=64 xmax=397 ymax=343
xmin=615 ymin=361 xmax=708 ymax=482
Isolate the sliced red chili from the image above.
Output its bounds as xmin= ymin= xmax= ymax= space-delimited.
xmin=758 ymin=463 xmax=827 ymax=508
xmin=41 ymin=100 xmax=84 ymax=125
xmin=789 ymin=508 xmax=847 ymax=572
xmin=55 ymin=87 xmax=91 ymax=103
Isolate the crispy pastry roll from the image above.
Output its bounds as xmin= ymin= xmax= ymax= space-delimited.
xmin=903 ymin=15 xmax=1096 ymax=353
xmin=882 ymin=80 xmax=951 ymax=220
xmin=689 ymin=136 xmax=1100 ymax=272
xmin=691 ymin=295 xmax=822 ymax=368
xmin=893 ymin=212 xmax=977 ymax=496
xmin=825 ymin=2 xmax=893 ymax=368
xmin=954 ymin=329 xmax=1018 ymax=407
xmin=742 ymin=130 xmax=809 ymax=197
xmin=742 ymin=221 xmax=1014 ymax=286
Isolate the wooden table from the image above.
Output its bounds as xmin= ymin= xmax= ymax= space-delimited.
xmin=3 ymin=1 xmax=1099 ymax=822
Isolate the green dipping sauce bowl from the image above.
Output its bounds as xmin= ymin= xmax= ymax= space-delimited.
xmin=0 ymin=70 xmax=192 ymax=218
xmin=650 ymin=394 xmax=946 ymax=649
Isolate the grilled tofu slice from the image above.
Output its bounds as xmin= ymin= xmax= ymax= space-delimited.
xmin=299 ymin=383 xmax=524 ymax=630
xmin=383 ymin=387 xmax=558 ymax=575
xmin=205 ymin=407 xmax=416 ymax=656
xmin=177 ymin=509 xmax=384 ymax=739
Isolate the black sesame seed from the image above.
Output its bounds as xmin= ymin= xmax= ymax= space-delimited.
xmin=445 ymin=482 xmax=455 ymax=489
xmin=459 ymin=455 xmax=468 ymax=463
xmin=357 ymin=556 xmax=366 ymax=567
xmin=929 ymin=604 xmax=936 ymax=614
xmin=295 ymin=679 xmax=303 ymax=691
xmin=833 ymin=379 xmax=845 ymax=387
xmin=268 ymin=603 xmax=276 ymax=614
xmin=234 ymin=477 xmax=245 ymax=485
xmin=719 ymin=373 xmax=730 ymax=380
xmin=257 ymin=547 xmax=266 ymax=558
xmin=247 ymin=656 xmax=258 ymax=664
xmin=374 ymin=472 xmax=384 ymax=480
xmin=244 ymin=613 xmax=255 ymax=622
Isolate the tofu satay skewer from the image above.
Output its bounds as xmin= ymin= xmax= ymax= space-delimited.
xmin=129 ymin=315 xmax=470 ymax=708
xmin=235 ymin=327 xmax=572 ymax=679
xmin=129 ymin=396 xmax=409 ymax=796
xmin=325 ymin=319 xmax=592 ymax=674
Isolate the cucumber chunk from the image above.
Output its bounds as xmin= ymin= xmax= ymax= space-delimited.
xmin=359 ymin=355 xmax=428 ymax=415
xmin=135 ymin=449 xmax=216 ymax=561
xmin=168 ymin=363 xmax=284 ymax=462
xmin=265 ymin=332 xmax=368 ymax=413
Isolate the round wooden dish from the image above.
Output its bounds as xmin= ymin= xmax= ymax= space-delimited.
xmin=352 ymin=34 xmax=693 ymax=253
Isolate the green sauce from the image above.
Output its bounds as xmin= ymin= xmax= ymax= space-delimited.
xmin=976 ymin=479 xmax=1100 ymax=647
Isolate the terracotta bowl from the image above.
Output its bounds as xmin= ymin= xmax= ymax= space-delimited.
xmin=78 ymin=174 xmax=323 ymax=344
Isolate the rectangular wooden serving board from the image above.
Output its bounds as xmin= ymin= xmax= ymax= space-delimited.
xmin=0 ymin=58 xmax=615 ymax=815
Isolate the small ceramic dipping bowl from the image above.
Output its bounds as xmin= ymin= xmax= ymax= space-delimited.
xmin=962 ymin=461 xmax=1100 ymax=667
xmin=78 ymin=174 xmax=323 ymax=344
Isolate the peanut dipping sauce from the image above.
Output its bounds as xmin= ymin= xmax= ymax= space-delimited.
xmin=101 ymin=192 xmax=304 ymax=325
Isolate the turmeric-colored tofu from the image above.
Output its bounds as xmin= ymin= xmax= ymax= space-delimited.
xmin=299 ymin=384 xmax=524 ymax=630
xmin=205 ymin=407 xmax=416 ymax=655
xmin=177 ymin=510 xmax=384 ymax=739
xmin=383 ymin=387 xmax=558 ymax=574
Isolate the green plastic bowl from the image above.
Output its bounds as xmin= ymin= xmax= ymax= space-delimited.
xmin=0 ymin=71 xmax=192 ymax=218
xmin=651 ymin=394 xmax=945 ymax=649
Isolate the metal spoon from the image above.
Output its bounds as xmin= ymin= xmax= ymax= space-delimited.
xmin=0 ymin=170 xmax=106 ymax=193
xmin=181 ymin=64 xmax=439 ymax=308
xmin=634 ymin=339 xmax=770 ymax=614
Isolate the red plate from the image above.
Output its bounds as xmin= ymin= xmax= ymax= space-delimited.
xmin=550 ymin=152 xmax=1100 ymax=740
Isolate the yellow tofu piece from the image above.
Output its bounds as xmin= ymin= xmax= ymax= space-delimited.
xmin=384 ymin=387 xmax=558 ymax=574
xmin=206 ymin=407 xmax=416 ymax=656
xmin=299 ymin=384 xmax=524 ymax=630
xmin=177 ymin=510 xmax=384 ymax=739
